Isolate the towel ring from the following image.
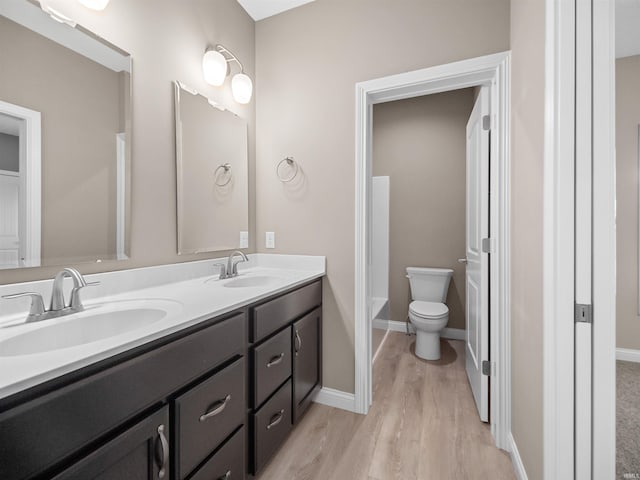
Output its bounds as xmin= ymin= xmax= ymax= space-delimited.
xmin=214 ymin=163 xmax=232 ymax=186
xmin=277 ymin=157 xmax=299 ymax=183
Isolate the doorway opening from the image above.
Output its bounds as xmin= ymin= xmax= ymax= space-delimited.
xmin=0 ymin=101 xmax=41 ymax=269
xmin=354 ymin=52 xmax=511 ymax=450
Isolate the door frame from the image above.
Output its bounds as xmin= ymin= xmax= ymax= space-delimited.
xmin=354 ymin=51 xmax=512 ymax=449
xmin=542 ymin=0 xmax=579 ymax=475
xmin=0 ymin=100 xmax=41 ymax=268
xmin=592 ymin=0 xmax=616 ymax=475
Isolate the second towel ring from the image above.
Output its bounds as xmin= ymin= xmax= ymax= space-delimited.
xmin=214 ymin=163 xmax=232 ymax=186
xmin=277 ymin=157 xmax=299 ymax=183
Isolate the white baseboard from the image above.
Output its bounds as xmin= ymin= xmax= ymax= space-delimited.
xmin=373 ymin=319 xmax=409 ymax=332
xmin=313 ymin=387 xmax=357 ymax=413
xmin=372 ymin=320 xmax=466 ymax=341
xmin=616 ymin=347 xmax=640 ymax=363
xmin=508 ymin=432 xmax=528 ymax=480
xmin=441 ymin=327 xmax=466 ymax=341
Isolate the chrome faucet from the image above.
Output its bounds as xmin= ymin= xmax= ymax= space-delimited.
xmin=214 ymin=251 xmax=249 ymax=280
xmin=50 ymin=267 xmax=92 ymax=312
xmin=2 ymin=267 xmax=99 ymax=323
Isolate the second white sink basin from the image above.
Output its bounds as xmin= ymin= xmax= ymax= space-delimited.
xmin=0 ymin=299 xmax=182 ymax=357
xmin=223 ymin=275 xmax=282 ymax=288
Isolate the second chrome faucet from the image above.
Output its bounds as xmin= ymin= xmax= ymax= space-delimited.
xmin=215 ymin=251 xmax=249 ymax=280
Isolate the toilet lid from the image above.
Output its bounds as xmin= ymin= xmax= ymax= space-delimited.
xmin=409 ymin=301 xmax=448 ymax=318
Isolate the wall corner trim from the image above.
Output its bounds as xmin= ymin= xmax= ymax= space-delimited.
xmin=616 ymin=348 xmax=640 ymax=363
xmin=508 ymin=432 xmax=529 ymax=480
xmin=312 ymin=387 xmax=357 ymax=413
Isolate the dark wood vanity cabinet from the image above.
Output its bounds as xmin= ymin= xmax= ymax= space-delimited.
xmin=0 ymin=278 xmax=322 ymax=480
xmin=249 ymin=280 xmax=323 ymax=475
xmin=0 ymin=311 xmax=246 ymax=480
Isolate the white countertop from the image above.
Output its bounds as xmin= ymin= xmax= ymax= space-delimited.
xmin=0 ymin=254 xmax=325 ymax=401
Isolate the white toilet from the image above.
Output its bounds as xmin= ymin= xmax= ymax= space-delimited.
xmin=406 ymin=266 xmax=454 ymax=360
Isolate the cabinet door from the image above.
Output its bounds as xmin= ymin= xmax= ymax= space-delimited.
xmin=292 ymin=307 xmax=322 ymax=422
xmin=52 ymin=407 xmax=170 ymax=480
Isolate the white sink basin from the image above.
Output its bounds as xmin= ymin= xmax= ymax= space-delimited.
xmin=0 ymin=299 xmax=181 ymax=357
xmin=223 ymin=275 xmax=282 ymax=288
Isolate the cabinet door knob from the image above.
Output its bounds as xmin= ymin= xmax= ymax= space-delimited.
xmin=199 ymin=394 xmax=232 ymax=422
xmin=155 ymin=424 xmax=169 ymax=479
xmin=266 ymin=353 xmax=285 ymax=368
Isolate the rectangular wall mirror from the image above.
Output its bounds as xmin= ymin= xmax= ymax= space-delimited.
xmin=0 ymin=0 xmax=132 ymax=270
xmin=174 ymin=82 xmax=248 ymax=254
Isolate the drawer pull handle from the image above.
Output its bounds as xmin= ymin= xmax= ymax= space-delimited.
xmin=266 ymin=409 xmax=285 ymax=430
xmin=199 ymin=394 xmax=232 ymax=422
xmin=217 ymin=470 xmax=232 ymax=480
xmin=294 ymin=330 xmax=302 ymax=356
xmin=267 ymin=353 xmax=285 ymax=368
xmin=155 ymin=424 xmax=169 ymax=479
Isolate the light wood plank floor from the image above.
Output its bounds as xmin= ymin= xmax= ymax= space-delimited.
xmin=257 ymin=332 xmax=515 ymax=480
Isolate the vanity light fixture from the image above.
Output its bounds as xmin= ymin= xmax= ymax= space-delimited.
xmin=39 ymin=0 xmax=77 ymax=27
xmin=202 ymin=45 xmax=253 ymax=104
xmin=202 ymin=49 xmax=228 ymax=86
xmin=77 ymin=0 xmax=110 ymax=10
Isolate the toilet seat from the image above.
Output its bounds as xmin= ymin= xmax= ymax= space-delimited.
xmin=409 ymin=301 xmax=448 ymax=320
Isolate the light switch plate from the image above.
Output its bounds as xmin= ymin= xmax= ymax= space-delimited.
xmin=239 ymin=231 xmax=249 ymax=248
xmin=265 ymin=231 xmax=275 ymax=249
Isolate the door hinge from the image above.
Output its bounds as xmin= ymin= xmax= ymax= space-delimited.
xmin=481 ymin=237 xmax=493 ymax=253
xmin=482 ymin=360 xmax=493 ymax=376
xmin=482 ymin=115 xmax=491 ymax=131
xmin=575 ymin=303 xmax=593 ymax=324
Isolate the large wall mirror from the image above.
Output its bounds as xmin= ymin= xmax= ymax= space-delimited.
xmin=0 ymin=0 xmax=132 ymax=270
xmin=174 ymin=82 xmax=248 ymax=254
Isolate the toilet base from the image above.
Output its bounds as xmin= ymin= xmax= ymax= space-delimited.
xmin=415 ymin=330 xmax=441 ymax=360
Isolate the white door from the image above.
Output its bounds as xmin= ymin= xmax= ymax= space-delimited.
xmin=464 ymin=87 xmax=490 ymax=422
xmin=0 ymin=171 xmax=22 ymax=268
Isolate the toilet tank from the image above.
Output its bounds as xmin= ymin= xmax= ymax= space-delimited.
xmin=406 ymin=267 xmax=454 ymax=303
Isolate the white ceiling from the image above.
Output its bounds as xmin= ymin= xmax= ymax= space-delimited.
xmin=237 ymin=0 xmax=315 ymax=21
xmin=616 ymin=0 xmax=640 ymax=58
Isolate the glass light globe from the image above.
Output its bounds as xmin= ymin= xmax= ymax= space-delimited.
xmin=78 ymin=0 xmax=110 ymax=10
xmin=202 ymin=50 xmax=228 ymax=86
xmin=231 ymin=73 xmax=253 ymax=104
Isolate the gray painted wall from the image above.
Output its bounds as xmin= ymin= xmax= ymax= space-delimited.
xmin=510 ymin=0 xmax=545 ymax=476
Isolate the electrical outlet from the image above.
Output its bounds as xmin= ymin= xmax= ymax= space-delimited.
xmin=265 ymin=231 xmax=275 ymax=249
xmin=239 ymin=231 xmax=248 ymax=248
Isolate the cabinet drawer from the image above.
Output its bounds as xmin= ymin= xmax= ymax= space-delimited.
xmin=251 ymin=379 xmax=292 ymax=474
xmin=0 ymin=311 xmax=245 ymax=480
xmin=251 ymin=280 xmax=322 ymax=342
xmin=252 ymin=328 xmax=291 ymax=408
xmin=190 ymin=426 xmax=245 ymax=480
xmin=175 ymin=357 xmax=245 ymax=479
